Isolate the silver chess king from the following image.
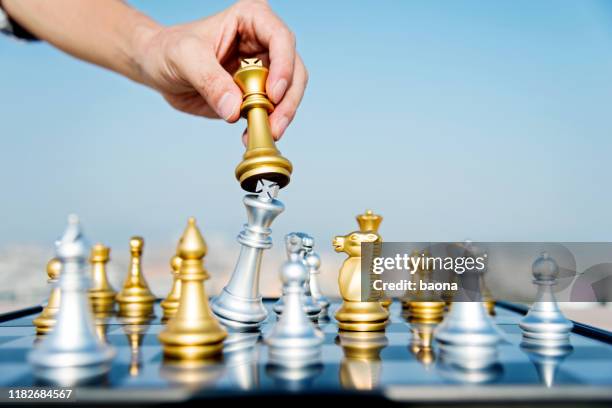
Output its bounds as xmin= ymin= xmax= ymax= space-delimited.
xmin=211 ymin=180 xmax=284 ymax=330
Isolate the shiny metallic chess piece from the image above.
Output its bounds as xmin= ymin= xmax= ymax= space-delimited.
xmin=29 ymin=215 xmax=116 ymax=385
xmin=161 ymin=255 xmax=183 ymax=322
xmin=89 ymin=243 xmax=116 ymax=314
xmin=33 ymin=258 xmax=62 ymax=335
xmin=211 ymin=180 xmax=284 ymax=331
xmin=159 ymin=218 xmax=227 ymax=360
xmin=116 ymin=237 xmax=156 ymax=319
xmin=266 ymin=239 xmax=323 ymax=368
xmin=304 ymin=248 xmax=330 ymax=315
xmin=434 ymin=292 xmax=502 ymax=349
xmin=337 ymin=331 xmax=388 ymax=390
xmin=333 ymin=230 xmax=389 ymax=331
xmin=234 ymin=58 xmax=292 ymax=192
xmin=356 ymin=209 xmax=391 ymax=309
xmin=435 ymin=241 xmax=502 ymax=349
xmin=520 ymin=252 xmax=573 ymax=346
xmin=274 ymin=233 xmax=321 ymax=320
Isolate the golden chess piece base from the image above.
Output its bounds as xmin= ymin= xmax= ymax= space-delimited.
xmin=335 ymin=301 xmax=389 ymax=332
xmin=90 ymin=292 xmax=116 ymax=314
xmin=33 ymin=290 xmax=60 ymax=335
xmin=160 ymin=294 xmax=180 ymax=322
xmin=117 ymin=296 xmax=155 ymax=319
xmin=409 ymin=301 xmax=446 ymax=325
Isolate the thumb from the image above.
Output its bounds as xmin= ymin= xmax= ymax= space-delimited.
xmin=176 ymin=44 xmax=242 ymax=122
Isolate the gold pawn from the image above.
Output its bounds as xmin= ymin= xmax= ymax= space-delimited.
xmin=116 ymin=236 xmax=156 ymax=319
xmin=89 ymin=243 xmax=116 ymax=314
xmin=33 ymin=258 xmax=62 ymax=335
xmin=234 ymin=58 xmax=293 ymax=192
xmin=159 ymin=218 xmax=227 ymax=360
xmin=161 ymin=255 xmax=183 ymax=322
xmin=356 ymin=209 xmax=392 ymax=309
xmin=408 ymin=250 xmax=446 ymax=324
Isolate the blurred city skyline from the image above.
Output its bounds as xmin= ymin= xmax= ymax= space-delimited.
xmin=1 ymin=0 xmax=612 ymax=254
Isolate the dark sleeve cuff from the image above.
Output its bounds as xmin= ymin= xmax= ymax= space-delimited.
xmin=0 ymin=6 xmax=39 ymax=41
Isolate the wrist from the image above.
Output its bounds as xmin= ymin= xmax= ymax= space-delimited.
xmin=124 ymin=13 xmax=161 ymax=86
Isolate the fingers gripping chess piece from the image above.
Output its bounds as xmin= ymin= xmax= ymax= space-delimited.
xmin=265 ymin=239 xmax=323 ymax=367
xmin=33 ymin=258 xmax=62 ymax=335
xmin=161 ymin=255 xmax=183 ymax=322
xmin=29 ymin=215 xmax=116 ymax=384
xmin=356 ymin=210 xmax=391 ymax=309
xmin=333 ymin=230 xmax=389 ymax=331
xmin=159 ymin=218 xmax=227 ymax=360
xmin=211 ymin=180 xmax=284 ymax=330
xmin=520 ymin=252 xmax=573 ymax=346
xmin=116 ymin=237 xmax=156 ymax=319
xmin=89 ymin=243 xmax=116 ymax=314
xmin=274 ymin=233 xmax=321 ymax=319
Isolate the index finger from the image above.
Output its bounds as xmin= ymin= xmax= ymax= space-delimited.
xmin=252 ymin=8 xmax=296 ymax=103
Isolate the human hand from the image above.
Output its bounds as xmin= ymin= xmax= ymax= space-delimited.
xmin=134 ymin=0 xmax=307 ymax=141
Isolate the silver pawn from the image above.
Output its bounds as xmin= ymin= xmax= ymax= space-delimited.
xmin=304 ymin=244 xmax=330 ymax=315
xmin=211 ymin=180 xmax=284 ymax=331
xmin=434 ymin=274 xmax=502 ymax=348
xmin=29 ymin=215 xmax=115 ymax=385
xmin=520 ymin=252 xmax=573 ymax=346
xmin=273 ymin=233 xmax=321 ymax=320
xmin=266 ymin=235 xmax=323 ymax=368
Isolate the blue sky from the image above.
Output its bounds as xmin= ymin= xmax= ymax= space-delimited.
xmin=1 ymin=0 xmax=612 ymax=251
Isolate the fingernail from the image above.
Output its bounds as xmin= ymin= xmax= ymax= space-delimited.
xmin=271 ymin=79 xmax=288 ymax=103
xmin=219 ymin=92 xmax=239 ymax=121
xmin=273 ymin=116 xmax=290 ymax=138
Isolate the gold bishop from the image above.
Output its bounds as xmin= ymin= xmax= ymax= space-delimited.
xmin=159 ymin=218 xmax=227 ymax=359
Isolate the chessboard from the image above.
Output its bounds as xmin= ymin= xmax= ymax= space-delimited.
xmin=0 ymin=300 xmax=611 ymax=406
